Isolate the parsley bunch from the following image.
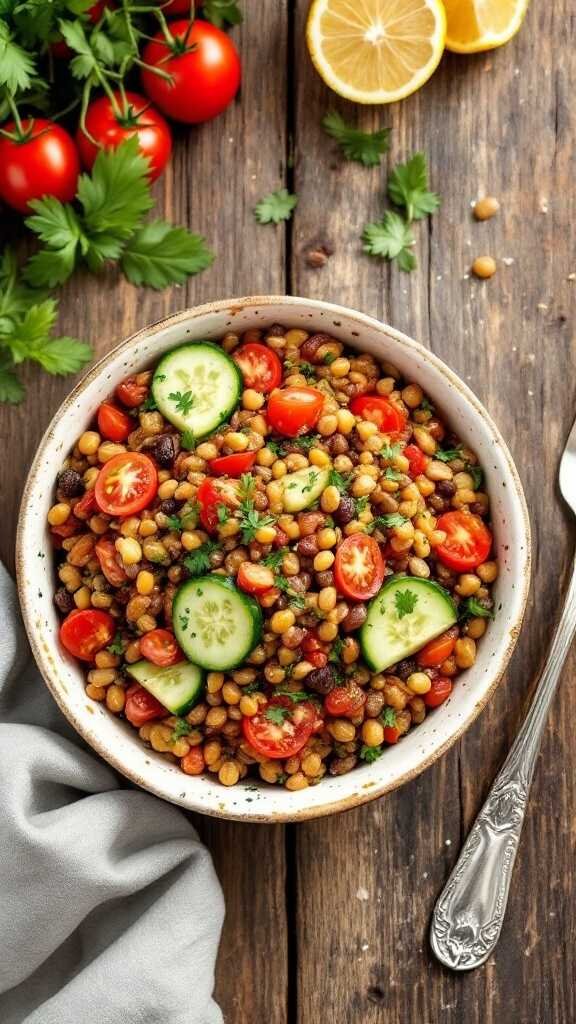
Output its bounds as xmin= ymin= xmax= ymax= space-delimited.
xmin=24 ymin=139 xmax=214 ymax=290
xmin=363 ymin=153 xmax=440 ymax=273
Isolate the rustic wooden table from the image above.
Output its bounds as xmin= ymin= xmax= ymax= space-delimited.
xmin=1 ymin=3 xmax=575 ymax=1021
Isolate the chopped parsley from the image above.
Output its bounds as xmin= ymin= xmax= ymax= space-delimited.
xmin=368 ymin=512 xmax=409 ymax=532
xmin=381 ymin=707 xmax=397 ymax=728
xmin=139 ymin=394 xmax=157 ymax=412
xmin=359 ymin=744 xmax=384 ymax=763
xmin=394 ymin=588 xmax=419 ymax=619
xmin=460 ymin=596 xmax=494 ymax=620
xmin=183 ymin=541 xmax=218 ymax=577
xmin=384 ymin=466 xmax=402 ymax=482
xmin=380 ymin=442 xmax=402 ymax=462
xmin=274 ymin=688 xmax=314 ymax=703
xmin=328 ymin=468 xmax=352 ymax=493
xmin=180 ymin=429 xmax=195 ymax=451
xmin=239 ymin=473 xmax=255 ymax=499
xmin=168 ymin=390 xmax=194 ymax=415
xmin=171 ymin=719 xmax=192 ymax=742
xmin=275 ymin=574 xmax=306 ymax=609
xmin=420 ymin=397 xmax=435 ymax=413
xmin=217 ymin=504 xmax=230 ymax=524
xmin=287 ymin=434 xmax=318 ymax=451
xmin=469 ymin=465 xmax=484 ymax=490
xmin=285 ymin=358 xmax=316 ymax=380
xmin=262 ymin=548 xmax=288 ymax=572
xmin=264 ymin=705 xmax=291 ymax=726
xmin=436 ymin=447 xmax=463 ymax=463
xmin=166 ymin=514 xmax=182 ymax=531
xmin=238 ymin=507 xmax=276 ymax=544
xmin=106 ymin=632 xmax=124 ymax=655
xmin=323 ymin=352 xmax=336 ymax=365
xmin=302 ymin=470 xmax=320 ymax=493
xmin=329 ymin=636 xmax=344 ymax=663
xmin=354 ymin=496 xmax=370 ymax=516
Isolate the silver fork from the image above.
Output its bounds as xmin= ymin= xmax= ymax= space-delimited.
xmin=430 ymin=414 xmax=576 ymax=971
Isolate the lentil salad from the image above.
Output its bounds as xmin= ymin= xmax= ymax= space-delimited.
xmin=49 ymin=325 xmax=498 ymax=791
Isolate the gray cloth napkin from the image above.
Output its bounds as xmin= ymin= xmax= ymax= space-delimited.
xmin=0 ymin=563 xmax=224 ymax=1024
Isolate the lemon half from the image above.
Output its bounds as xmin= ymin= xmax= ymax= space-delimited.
xmin=444 ymin=0 xmax=530 ymax=53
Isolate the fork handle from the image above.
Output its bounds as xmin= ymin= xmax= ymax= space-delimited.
xmin=430 ymin=555 xmax=576 ymax=971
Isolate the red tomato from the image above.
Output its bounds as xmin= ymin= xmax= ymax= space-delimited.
xmin=125 ymin=683 xmax=166 ymax=727
xmin=162 ymin=0 xmax=191 ymax=12
xmin=232 ymin=343 xmax=282 ymax=393
xmin=73 ymin=488 xmax=98 ymax=520
xmin=115 ymin=375 xmax=148 ymax=408
xmin=237 ymin=562 xmax=275 ymax=594
xmin=140 ymin=628 xmax=183 ymax=667
xmin=50 ymin=514 xmax=81 ymax=539
xmin=59 ymin=609 xmax=115 ymax=661
xmin=334 ymin=534 xmax=385 ymax=601
xmin=309 ymin=650 xmax=328 ymax=669
xmin=0 ymin=119 xmax=79 ymax=215
xmin=324 ymin=683 xmax=366 ymax=718
xmin=181 ymin=747 xmax=206 ymax=775
xmin=267 ymin=386 xmax=324 ymax=437
xmin=350 ymin=395 xmax=407 ymax=434
xmin=209 ymin=451 xmax=257 ymax=476
xmin=435 ymin=511 xmax=492 ymax=572
xmin=242 ymin=697 xmax=318 ymax=760
xmin=301 ymin=633 xmax=323 ymax=654
xmin=424 ymin=677 xmax=453 ymax=708
xmin=76 ymin=92 xmax=172 ymax=182
xmin=141 ymin=20 xmax=241 ymax=124
xmin=404 ymin=443 xmax=429 ymax=478
xmin=384 ymin=725 xmax=400 ymax=744
xmin=95 ymin=452 xmax=157 ymax=517
xmin=97 ymin=402 xmax=133 ymax=443
xmin=197 ymin=476 xmax=240 ymax=531
xmin=417 ymin=626 xmax=458 ymax=667
xmin=95 ymin=537 xmax=128 ymax=586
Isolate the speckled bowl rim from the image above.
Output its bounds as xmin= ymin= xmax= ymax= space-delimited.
xmin=16 ymin=296 xmax=531 ymax=822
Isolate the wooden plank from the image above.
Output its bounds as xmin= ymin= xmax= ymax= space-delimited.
xmin=291 ymin=2 xmax=575 ymax=1021
xmin=0 ymin=6 xmax=289 ymax=1023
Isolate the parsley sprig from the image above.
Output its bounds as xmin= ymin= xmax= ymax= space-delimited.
xmin=394 ymin=589 xmax=419 ymax=619
xmin=183 ymin=541 xmax=218 ymax=577
xmin=322 ymin=112 xmax=390 ymax=167
xmin=254 ymin=189 xmax=298 ymax=225
xmin=388 ymin=153 xmax=441 ymax=223
xmin=363 ymin=211 xmax=416 ymax=272
xmin=362 ymin=153 xmax=439 ymax=273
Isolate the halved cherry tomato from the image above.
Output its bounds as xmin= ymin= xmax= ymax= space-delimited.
xmin=334 ymin=533 xmax=385 ymax=601
xmin=95 ymin=452 xmax=157 ymax=517
xmin=209 ymin=451 xmax=257 ymax=477
xmin=197 ymin=476 xmax=240 ymax=532
xmin=424 ymin=677 xmax=453 ymax=708
xmin=115 ymin=376 xmax=148 ymax=408
xmin=232 ymin=343 xmax=282 ymax=393
xmin=140 ymin=628 xmax=183 ymax=667
xmin=180 ymin=747 xmax=206 ymax=775
xmin=350 ymin=395 xmax=407 ymax=434
xmin=125 ymin=683 xmax=166 ymax=727
xmin=301 ymin=632 xmax=324 ymax=654
xmin=384 ymin=725 xmax=400 ymax=744
xmin=267 ymin=386 xmax=324 ymax=437
xmin=242 ymin=697 xmax=318 ymax=759
xmin=404 ymin=443 xmax=429 ymax=478
xmin=95 ymin=537 xmax=128 ymax=586
xmin=59 ymin=608 xmax=115 ymax=661
xmin=324 ymin=682 xmax=366 ymax=718
xmin=97 ymin=402 xmax=133 ymax=443
xmin=237 ymin=562 xmax=275 ymax=594
xmin=435 ymin=511 xmax=492 ymax=572
xmin=417 ymin=626 xmax=458 ymax=667
xmin=73 ymin=488 xmax=98 ymax=520
xmin=50 ymin=514 xmax=81 ymax=539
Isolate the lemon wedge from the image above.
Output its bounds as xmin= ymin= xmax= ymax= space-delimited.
xmin=444 ymin=0 xmax=530 ymax=53
xmin=306 ymin=0 xmax=446 ymax=105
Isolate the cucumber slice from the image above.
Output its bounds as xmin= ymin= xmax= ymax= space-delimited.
xmin=126 ymin=660 xmax=204 ymax=715
xmin=360 ymin=576 xmax=457 ymax=673
xmin=173 ymin=576 xmax=262 ymax=672
xmin=152 ymin=342 xmax=241 ymax=439
xmin=281 ymin=466 xmax=330 ymax=513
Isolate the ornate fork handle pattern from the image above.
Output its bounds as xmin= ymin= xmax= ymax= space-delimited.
xmin=430 ymin=556 xmax=576 ymax=971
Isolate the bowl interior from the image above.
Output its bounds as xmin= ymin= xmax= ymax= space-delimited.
xmin=17 ymin=297 xmax=530 ymax=822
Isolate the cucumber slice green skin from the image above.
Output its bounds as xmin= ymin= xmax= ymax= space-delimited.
xmin=173 ymin=575 xmax=263 ymax=672
xmin=126 ymin=659 xmax=204 ymax=716
xmin=152 ymin=342 xmax=242 ymax=439
xmin=360 ymin=576 xmax=457 ymax=673
xmin=281 ymin=466 xmax=330 ymax=513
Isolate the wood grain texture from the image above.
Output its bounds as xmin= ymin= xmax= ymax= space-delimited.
xmin=2 ymin=1 xmax=576 ymax=1021
xmin=291 ymin=1 xmax=575 ymax=1022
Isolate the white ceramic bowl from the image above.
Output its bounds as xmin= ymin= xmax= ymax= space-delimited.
xmin=17 ymin=297 xmax=531 ymax=822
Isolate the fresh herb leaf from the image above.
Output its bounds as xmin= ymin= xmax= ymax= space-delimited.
xmin=264 ymin=705 xmax=291 ymax=726
xmin=359 ymin=744 xmax=384 ymax=763
xmin=302 ymin=470 xmax=320 ymax=493
xmin=395 ymin=588 xmax=419 ymax=619
xmin=323 ymin=351 xmax=336 ymax=365
xmin=468 ymin=465 xmax=483 ymax=490
xmin=202 ymin=0 xmax=242 ymax=27
xmin=387 ymin=153 xmax=440 ymax=223
xmin=166 ymin=515 xmax=182 ymax=531
xmin=171 ymin=718 xmax=192 ymax=742
xmin=384 ymin=466 xmax=402 ymax=482
xmin=183 ymin=541 xmax=218 ymax=576
xmin=329 ymin=636 xmax=344 ymax=663
xmin=420 ymin=397 xmax=434 ymax=413
xmin=380 ymin=442 xmax=402 ymax=462
xmin=274 ymin=688 xmax=314 ymax=703
xmin=460 ymin=597 xmax=494 ymax=620
xmin=180 ymin=429 xmax=195 ymax=451
xmin=237 ymin=504 xmax=276 ymax=544
xmin=285 ymin=358 xmax=316 ymax=380
xmin=139 ymin=393 xmax=157 ymax=412
xmin=262 ymin=548 xmax=288 ymax=571
xmin=121 ymin=221 xmax=214 ymax=289
xmin=106 ymin=632 xmax=124 ymax=655
xmin=77 ymin=136 xmax=153 ymax=240
xmin=363 ymin=211 xmax=416 ymax=272
xmin=354 ymin=496 xmax=369 ymax=515
xmin=436 ymin=447 xmax=463 ymax=463
xmin=254 ymin=189 xmax=298 ymax=225
xmin=371 ymin=513 xmax=408 ymax=531
xmin=328 ymin=467 xmax=351 ymax=493
xmin=274 ymin=574 xmax=306 ymax=609
xmin=286 ymin=434 xmax=318 ymax=451
xmin=322 ymin=111 xmax=390 ymax=167
xmin=381 ymin=707 xmax=397 ymax=728
xmin=0 ymin=20 xmax=36 ymax=93
xmin=217 ymin=503 xmax=230 ymax=524
xmin=239 ymin=473 xmax=255 ymax=499
xmin=168 ymin=390 xmax=194 ymax=415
